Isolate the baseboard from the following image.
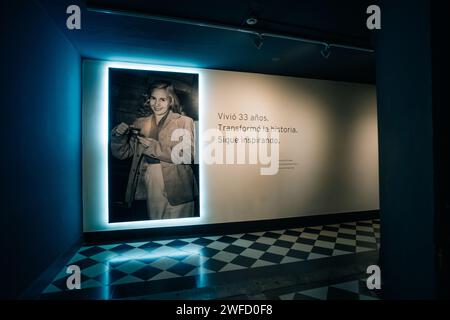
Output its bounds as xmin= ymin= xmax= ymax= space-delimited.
xmin=19 ymin=236 xmax=83 ymax=300
xmin=84 ymin=210 xmax=379 ymax=245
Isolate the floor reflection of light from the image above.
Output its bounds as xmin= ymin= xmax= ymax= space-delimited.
xmin=103 ymin=244 xmax=209 ymax=291
xmin=109 ymin=247 xmax=198 ymax=264
xmin=75 ymin=242 xmax=218 ymax=298
xmin=196 ymin=254 xmax=207 ymax=288
xmin=103 ymin=268 xmax=109 ymax=300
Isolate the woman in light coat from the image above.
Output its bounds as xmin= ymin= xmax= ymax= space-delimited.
xmin=111 ymin=80 xmax=197 ymax=220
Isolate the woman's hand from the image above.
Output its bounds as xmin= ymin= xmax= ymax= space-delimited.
xmin=115 ymin=122 xmax=129 ymax=136
xmin=137 ymin=136 xmax=157 ymax=148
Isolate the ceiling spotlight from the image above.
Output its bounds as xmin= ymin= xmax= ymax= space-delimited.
xmin=321 ymin=44 xmax=331 ymax=59
xmin=246 ymin=16 xmax=258 ymax=25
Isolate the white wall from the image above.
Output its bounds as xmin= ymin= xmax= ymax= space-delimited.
xmin=82 ymin=60 xmax=379 ymax=232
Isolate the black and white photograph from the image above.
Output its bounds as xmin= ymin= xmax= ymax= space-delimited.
xmin=108 ymin=68 xmax=199 ymax=223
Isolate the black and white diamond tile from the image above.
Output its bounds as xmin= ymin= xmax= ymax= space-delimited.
xmin=279 ymin=278 xmax=381 ymax=300
xmin=42 ymin=219 xmax=380 ymax=295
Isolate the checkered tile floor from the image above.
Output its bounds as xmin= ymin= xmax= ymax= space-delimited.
xmin=42 ymin=219 xmax=380 ymax=295
xmin=279 ymin=278 xmax=380 ymax=300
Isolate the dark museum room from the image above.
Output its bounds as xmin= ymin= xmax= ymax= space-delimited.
xmin=1 ymin=0 xmax=450 ymax=311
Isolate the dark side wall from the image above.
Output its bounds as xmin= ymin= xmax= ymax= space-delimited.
xmin=431 ymin=1 xmax=450 ymax=298
xmin=376 ymin=0 xmax=436 ymax=298
xmin=0 ymin=1 xmax=82 ymax=298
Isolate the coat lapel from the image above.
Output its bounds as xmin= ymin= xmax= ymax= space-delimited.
xmin=160 ymin=110 xmax=180 ymax=132
xmin=140 ymin=110 xmax=181 ymax=139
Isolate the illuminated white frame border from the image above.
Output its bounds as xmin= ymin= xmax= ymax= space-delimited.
xmin=86 ymin=60 xmax=204 ymax=231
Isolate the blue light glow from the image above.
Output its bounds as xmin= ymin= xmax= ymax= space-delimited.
xmin=106 ymin=244 xmax=205 ymax=285
xmin=109 ymin=247 xmax=200 ymax=264
xmin=94 ymin=61 xmax=205 ymax=231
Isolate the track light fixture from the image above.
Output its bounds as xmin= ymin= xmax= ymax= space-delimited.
xmin=321 ymin=44 xmax=331 ymax=59
xmin=88 ymin=7 xmax=375 ymax=57
xmin=245 ymin=16 xmax=258 ymax=26
xmin=253 ymin=33 xmax=263 ymax=50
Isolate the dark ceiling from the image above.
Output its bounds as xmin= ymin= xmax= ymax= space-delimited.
xmin=38 ymin=0 xmax=377 ymax=83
